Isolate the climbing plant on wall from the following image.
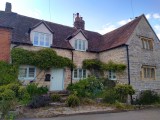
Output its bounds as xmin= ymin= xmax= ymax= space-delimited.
xmin=11 ymin=48 xmax=75 ymax=70
xmin=83 ymin=59 xmax=126 ymax=73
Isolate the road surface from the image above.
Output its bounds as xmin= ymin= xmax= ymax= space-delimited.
xmin=17 ymin=108 xmax=160 ymax=120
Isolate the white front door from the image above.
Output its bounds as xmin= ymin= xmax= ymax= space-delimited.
xmin=50 ymin=68 xmax=64 ymax=91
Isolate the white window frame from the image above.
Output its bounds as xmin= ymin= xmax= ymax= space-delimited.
xmin=33 ymin=31 xmax=51 ymax=47
xmin=75 ymin=39 xmax=86 ymax=51
xmin=108 ymin=70 xmax=116 ymax=80
xmin=18 ymin=66 xmax=36 ymax=80
xmin=73 ymin=69 xmax=87 ymax=80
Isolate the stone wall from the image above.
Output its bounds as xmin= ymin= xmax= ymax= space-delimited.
xmin=128 ymin=17 xmax=160 ymax=92
xmin=11 ymin=45 xmax=97 ymax=89
xmin=99 ymin=46 xmax=128 ymax=83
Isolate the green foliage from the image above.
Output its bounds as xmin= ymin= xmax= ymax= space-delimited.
xmin=38 ymin=86 xmax=49 ymax=95
xmin=26 ymin=83 xmax=48 ymax=98
xmin=138 ymin=90 xmax=160 ymax=105
xmin=83 ymin=59 xmax=126 ymax=72
xmin=103 ymin=89 xmax=117 ymax=104
xmin=67 ymin=76 xmax=104 ymax=98
xmin=66 ymin=95 xmax=80 ymax=107
xmin=18 ymin=86 xmax=30 ymax=105
xmin=51 ymin=94 xmax=61 ymax=102
xmin=0 ymin=89 xmax=15 ymax=100
xmin=0 ymin=99 xmax=16 ymax=118
xmin=0 ymin=61 xmax=18 ymax=85
xmin=100 ymin=78 xmax=116 ymax=89
xmin=6 ymin=83 xmax=20 ymax=97
xmin=11 ymin=48 xmax=75 ymax=70
xmin=115 ymin=84 xmax=135 ymax=102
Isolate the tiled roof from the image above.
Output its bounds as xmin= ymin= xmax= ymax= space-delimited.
xmin=0 ymin=11 xmax=143 ymax=52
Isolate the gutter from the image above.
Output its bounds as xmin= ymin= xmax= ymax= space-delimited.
xmin=126 ymin=45 xmax=131 ymax=85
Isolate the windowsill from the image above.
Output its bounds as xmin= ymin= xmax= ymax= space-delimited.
xmin=75 ymin=49 xmax=86 ymax=52
xmin=142 ymin=48 xmax=153 ymax=51
xmin=33 ymin=45 xmax=51 ymax=48
xmin=18 ymin=77 xmax=36 ymax=81
xmin=142 ymin=78 xmax=155 ymax=81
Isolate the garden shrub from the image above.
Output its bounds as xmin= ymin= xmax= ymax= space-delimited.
xmin=138 ymin=90 xmax=160 ymax=105
xmin=18 ymin=86 xmax=30 ymax=105
xmin=103 ymin=89 xmax=117 ymax=104
xmin=115 ymin=84 xmax=135 ymax=103
xmin=6 ymin=83 xmax=20 ymax=97
xmin=28 ymin=95 xmax=51 ymax=108
xmin=0 ymin=61 xmax=18 ymax=85
xmin=26 ymin=83 xmax=39 ymax=97
xmin=67 ymin=76 xmax=104 ymax=98
xmin=51 ymin=94 xmax=61 ymax=102
xmin=0 ymin=89 xmax=15 ymax=100
xmin=38 ymin=86 xmax=49 ymax=95
xmin=66 ymin=95 xmax=80 ymax=107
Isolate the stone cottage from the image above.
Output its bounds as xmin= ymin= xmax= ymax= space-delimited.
xmin=0 ymin=3 xmax=160 ymax=92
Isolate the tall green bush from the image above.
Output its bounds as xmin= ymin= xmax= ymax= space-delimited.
xmin=115 ymin=84 xmax=135 ymax=102
xmin=67 ymin=76 xmax=104 ymax=98
xmin=0 ymin=61 xmax=18 ymax=85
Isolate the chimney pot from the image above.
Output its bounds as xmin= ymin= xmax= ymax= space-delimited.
xmin=5 ymin=2 xmax=12 ymax=12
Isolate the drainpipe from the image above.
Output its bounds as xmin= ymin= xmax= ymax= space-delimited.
xmin=70 ymin=50 xmax=73 ymax=85
xmin=126 ymin=45 xmax=133 ymax=104
xmin=126 ymin=45 xmax=131 ymax=85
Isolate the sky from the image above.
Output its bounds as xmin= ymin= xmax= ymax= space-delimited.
xmin=0 ymin=0 xmax=160 ymax=38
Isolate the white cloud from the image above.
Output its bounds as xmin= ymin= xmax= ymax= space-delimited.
xmin=118 ymin=19 xmax=131 ymax=26
xmin=154 ymin=25 xmax=160 ymax=39
xmin=153 ymin=13 xmax=160 ymax=19
xmin=96 ymin=23 xmax=117 ymax=34
xmin=145 ymin=14 xmax=151 ymax=19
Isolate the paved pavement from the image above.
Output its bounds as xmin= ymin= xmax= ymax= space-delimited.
xmin=17 ymin=108 xmax=160 ymax=120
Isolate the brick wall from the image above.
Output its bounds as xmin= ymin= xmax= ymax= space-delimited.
xmin=0 ymin=28 xmax=11 ymax=62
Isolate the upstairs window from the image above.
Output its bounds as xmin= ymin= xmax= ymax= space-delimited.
xmin=73 ymin=69 xmax=87 ymax=80
xmin=141 ymin=37 xmax=153 ymax=50
xmin=108 ymin=70 xmax=116 ymax=80
xmin=75 ymin=39 xmax=86 ymax=51
xmin=18 ymin=66 xmax=36 ymax=80
xmin=141 ymin=66 xmax=155 ymax=80
xmin=33 ymin=32 xmax=51 ymax=47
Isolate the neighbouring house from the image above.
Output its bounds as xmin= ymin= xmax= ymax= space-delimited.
xmin=0 ymin=2 xmax=160 ymax=93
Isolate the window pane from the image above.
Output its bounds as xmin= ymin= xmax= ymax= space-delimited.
xmin=79 ymin=69 xmax=82 ymax=78
xmin=82 ymin=41 xmax=85 ymax=50
xmin=144 ymin=68 xmax=147 ymax=78
xmin=29 ymin=68 xmax=35 ymax=78
xmin=147 ymin=68 xmax=150 ymax=78
xmin=45 ymin=34 xmax=50 ymax=47
xmin=33 ymin=32 xmax=39 ymax=45
xmin=151 ymin=68 xmax=155 ymax=78
xmin=75 ymin=40 xmax=78 ymax=49
xmin=83 ymin=69 xmax=86 ymax=78
xmin=19 ymin=68 xmax=27 ymax=78
xmin=79 ymin=40 xmax=81 ymax=50
xmin=74 ymin=69 xmax=78 ymax=78
xmin=40 ymin=34 xmax=44 ymax=46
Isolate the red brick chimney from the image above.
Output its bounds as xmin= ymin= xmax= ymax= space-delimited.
xmin=74 ymin=13 xmax=85 ymax=30
xmin=0 ymin=28 xmax=11 ymax=62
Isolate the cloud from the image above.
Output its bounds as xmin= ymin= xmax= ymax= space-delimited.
xmin=154 ymin=25 xmax=160 ymax=39
xmin=118 ymin=19 xmax=131 ymax=26
xmin=145 ymin=14 xmax=151 ymax=19
xmin=153 ymin=13 xmax=160 ymax=19
xmin=96 ymin=23 xmax=117 ymax=34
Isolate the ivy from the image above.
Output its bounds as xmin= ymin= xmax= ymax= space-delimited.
xmin=83 ymin=59 xmax=126 ymax=72
xmin=0 ymin=61 xmax=18 ymax=85
xmin=11 ymin=48 xmax=75 ymax=70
